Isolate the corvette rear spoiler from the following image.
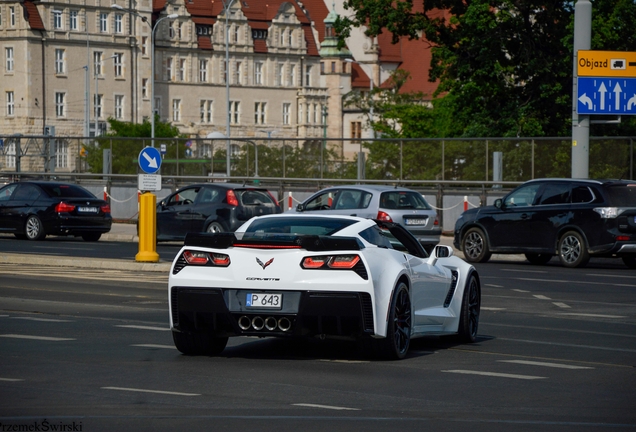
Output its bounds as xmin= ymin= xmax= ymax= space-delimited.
xmin=184 ymin=232 xmax=364 ymax=251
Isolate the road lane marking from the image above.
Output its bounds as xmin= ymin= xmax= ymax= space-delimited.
xmin=533 ymin=295 xmax=551 ymax=300
xmin=115 ymin=325 xmax=170 ymax=331
xmin=442 ymin=370 xmax=546 ymax=380
xmin=517 ymin=277 xmax=636 ymax=288
xmin=11 ymin=317 xmax=73 ymax=322
xmin=482 ymin=307 xmax=506 ymax=311
xmin=131 ymin=344 xmax=177 ymax=349
xmin=498 ymin=360 xmax=593 ymax=369
xmin=485 ymin=284 xmax=503 ymax=287
xmin=102 ymin=386 xmax=199 ymax=396
xmin=511 ymin=289 xmax=529 ymax=293
xmin=293 ymin=403 xmax=360 ymax=411
xmin=587 ymin=273 xmax=636 ymax=279
xmin=0 ymin=334 xmax=75 ymax=341
xmin=501 ymin=269 xmax=548 ymax=273
xmin=552 ymin=302 xmax=571 ymax=308
xmin=498 ymin=337 xmax=636 ymax=353
xmin=0 ymin=378 xmax=24 ymax=382
xmin=558 ymin=313 xmax=626 ymax=319
xmin=319 ymin=359 xmax=370 ymax=364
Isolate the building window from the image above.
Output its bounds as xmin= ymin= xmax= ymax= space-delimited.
xmin=99 ymin=13 xmax=108 ymax=33
xmin=313 ymin=103 xmax=318 ymax=124
xmin=289 ymin=64 xmax=296 ymax=87
xmin=254 ymin=102 xmax=266 ymax=125
xmin=282 ymin=103 xmax=290 ymax=125
xmin=141 ymin=37 xmax=149 ymax=56
xmin=55 ymin=49 xmax=65 ymax=74
xmin=94 ymin=94 xmax=103 ymax=118
xmin=280 ymin=29 xmax=285 ymax=46
xmin=70 ymin=11 xmax=78 ymax=30
xmin=298 ymin=104 xmax=303 ymax=125
xmin=169 ymin=23 xmax=175 ymax=38
xmin=93 ymin=51 xmax=103 ymax=76
xmin=10 ymin=7 xmax=16 ymax=27
xmin=277 ymin=63 xmax=284 ymax=86
xmin=114 ymin=14 xmax=123 ymax=33
xmin=306 ymin=103 xmax=310 ymax=124
xmin=56 ymin=140 xmax=68 ymax=168
xmin=254 ymin=61 xmax=263 ymax=85
xmin=53 ymin=10 xmax=63 ymax=30
xmin=115 ymin=95 xmax=124 ymax=119
xmin=305 ymin=65 xmax=311 ymax=87
xmin=172 ymin=99 xmax=181 ymax=121
xmin=5 ymin=47 xmax=14 ymax=72
xmin=233 ymin=25 xmax=239 ymax=43
xmin=288 ymin=29 xmax=293 ymax=46
xmin=55 ymin=92 xmax=66 ymax=117
xmin=142 ymin=78 xmax=149 ymax=98
xmin=235 ymin=61 xmax=242 ymax=85
xmin=199 ymin=59 xmax=208 ymax=82
xmin=6 ymin=141 xmax=16 ymax=168
xmin=179 ymin=58 xmax=186 ymax=81
xmin=351 ymin=121 xmax=362 ymax=141
xmin=320 ymin=62 xmax=324 ymax=74
xmin=154 ymin=97 xmax=161 ymax=116
xmin=252 ymin=29 xmax=267 ymax=40
xmin=331 ymin=61 xmax=336 ymax=73
xmin=230 ymin=101 xmax=240 ymax=124
xmin=114 ymin=53 xmax=123 ymax=77
xmin=6 ymin=91 xmax=14 ymax=116
xmin=200 ymin=100 xmax=212 ymax=123
xmin=166 ymin=58 xmax=173 ymax=80
xmin=178 ymin=22 xmax=183 ymax=39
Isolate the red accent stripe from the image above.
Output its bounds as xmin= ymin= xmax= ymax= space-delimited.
xmin=233 ymin=244 xmax=302 ymax=249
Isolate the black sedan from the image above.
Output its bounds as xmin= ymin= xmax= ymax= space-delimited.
xmin=156 ymin=183 xmax=282 ymax=241
xmin=0 ymin=181 xmax=112 ymax=241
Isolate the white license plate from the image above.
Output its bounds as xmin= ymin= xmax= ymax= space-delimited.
xmin=246 ymin=293 xmax=282 ymax=309
xmin=78 ymin=206 xmax=98 ymax=213
xmin=405 ymin=218 xmax=427 ymax=225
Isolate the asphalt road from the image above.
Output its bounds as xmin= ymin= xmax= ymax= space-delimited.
xmin=0 ymin=234 xmax=635 ymax=431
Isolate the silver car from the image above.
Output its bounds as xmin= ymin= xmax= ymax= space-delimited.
xmin=294 ymin=185 xmax=441 ymax=251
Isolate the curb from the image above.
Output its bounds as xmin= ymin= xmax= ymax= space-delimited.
xmin=0 ymin=253 xmax=172 ymax=272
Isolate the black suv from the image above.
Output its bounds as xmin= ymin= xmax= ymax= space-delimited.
xmin=453 ymin=179 xmax=636 ymax=268
xmin=156 ymin=183 xmax=281 ymax=241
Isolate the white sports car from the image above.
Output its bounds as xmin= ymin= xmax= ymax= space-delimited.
xmin=168 ymin=214 xmax=481 ymax=359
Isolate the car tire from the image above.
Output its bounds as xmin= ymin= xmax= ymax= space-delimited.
xmin=461 ymin=228 xmax=491 ymax=263
xmin=373 ymin=282 xmax=411 ymax=360
xmin=525 ymin=253 xmax=552 ymax=265
xmin=82 ymin=233 xmax=102 ymax=242
xmin=456 ymin=273 xmax=481 ymax=343
xmin=25 ymin=215 xmax=46 ymax=241
xmin=172 ymin=331 xmax=228 ymax=356
xmin=206 ymin=221 xmax=225 ymax=234
xmin=558 ymin=231 xmax=589 ymax=268
xmin=621 ymin=256 xmax=636 ymax=269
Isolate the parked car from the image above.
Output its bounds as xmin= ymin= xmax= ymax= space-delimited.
xmin=0 ymin=181 xmax=112 ymax=241
xmin=156 ymin=183 xmax=282 ymax=241
xmin=453 ymin=178 xmax=636 ymax=268
xmin=168 ymin=214 xmax=481 ymax=359
xmin=293 ymin=185 xmax=441 ymax=251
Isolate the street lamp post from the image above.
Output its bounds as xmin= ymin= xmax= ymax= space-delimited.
xmin=111 ymin=5 xmax=177 ymax=145
xmin=222 ymin=0 xmax=237 ymax=176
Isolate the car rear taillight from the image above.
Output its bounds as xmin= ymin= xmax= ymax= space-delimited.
xmin=302 ymin=256 xmax=329 ymax=268
xmin=101 ymin=204 xmax=111 ymax=214
xmin=227 ymin=190 xmax=239 ymax=206
xmin=328 ymin=255 xmax=360 ymax=269
xmin=55 ymin=202 xmax=76 ymax=213
xmin=433 ymin=216 xmax=439 ymax=226
xmin=182 ymin=250 xmax=231 ymax=267
xmin=616 ymin=235 xmax=630 ymax=241
xmin=376 ymin=211 xmax=392 ymax=222
xmin=301 ymin=254 xmax=360 ymax=270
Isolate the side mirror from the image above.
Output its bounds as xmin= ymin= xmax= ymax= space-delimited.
xmin=296 ymin=203 xmax=305 ymax=212
xmin=427 ymin=245 xmax=454 ymax=266
xmin=494 ymin=198 xmax=502 ymax=209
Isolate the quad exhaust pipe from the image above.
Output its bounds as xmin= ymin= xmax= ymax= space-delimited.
xmin=238 ymin=315 xmax=292 ymax=332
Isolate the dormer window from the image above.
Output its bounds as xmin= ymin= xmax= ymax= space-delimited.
xmin=252 ymin=29 xmax=267 ymax=40
xmin=196 ymin=25 xmax=211 ymax=36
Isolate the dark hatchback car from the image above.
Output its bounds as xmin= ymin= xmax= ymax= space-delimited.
xmin=0 ymin=181 xmax=112 ymax=241
xmin=453 ymin=179 xmax=636 ymax=268
xmin=156 ymin=183 xmax=282 ymax=241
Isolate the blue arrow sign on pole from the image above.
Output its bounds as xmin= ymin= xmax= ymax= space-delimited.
xmin=577 ymin=77 xmax=636 ymax=115
xmin=138 ymin=146 xmax=162 ymax=174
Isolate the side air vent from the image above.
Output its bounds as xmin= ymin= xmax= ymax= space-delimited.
xmin=359 ymin=293 xmax=374 ymax=332
xmin=170 ymin=288 xmax=179 ymax=326
xmin=172 ymin=255 xmax=187 ymax=274
xmin=353 ymin=259 xmax=369 ymax=280
xmin=443 ymin=270 xmax=459 ymax=308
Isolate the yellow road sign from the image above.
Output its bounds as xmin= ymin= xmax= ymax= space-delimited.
xmin=577 ymin=50 xmax=636 ymax=77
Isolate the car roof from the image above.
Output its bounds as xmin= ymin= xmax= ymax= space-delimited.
xmin=523 ymin=178 xmax=636 ymax=187
xmin=314 ymin=185 xmax=421 ymax=193
xmin=176 ymin=183 xmax=271 ymax=191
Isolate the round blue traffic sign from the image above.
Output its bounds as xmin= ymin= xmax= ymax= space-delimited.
xmin=138 ymin=146 xmax=162 ymax=174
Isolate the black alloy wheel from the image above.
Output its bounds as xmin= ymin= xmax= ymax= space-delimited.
xmin=558 ymin=231 xmax=589 ymax=268
xmin=462 ymin=227 xmax=491 ymax=263
xmin=375 ymin=282 xmax=411 ymax=360
xmin=25 ymin=215 xmax=46 ymax=241
xmin=456 ymin=274 xmax=481 ymax=343
xmin=525 ymin=253 xmax=553 ymax=265
xmin=206 ymin=222 xmax=225 ymax=234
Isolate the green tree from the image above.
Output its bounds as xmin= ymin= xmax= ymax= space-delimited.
xmin=86 ymin=117 xmax=183 ymax=174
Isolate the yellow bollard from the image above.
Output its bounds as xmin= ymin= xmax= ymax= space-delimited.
xmin=135 ymin=192 xmax=160 ymax=262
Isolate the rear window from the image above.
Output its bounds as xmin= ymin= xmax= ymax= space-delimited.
xmin=40 ymin=184 xmax=95 ymax=198
xmin=605 ymin=184 xmax=636 ymax=207
xmin=236 ymin=189 xmax=277 ymax=206
xmin=380 ymin=191 xmax=431 ymax=210
xmin=243 ymin=217 xmax=355 ymax=237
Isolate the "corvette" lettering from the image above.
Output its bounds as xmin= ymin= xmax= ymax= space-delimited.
xmin=246 ymin=277 xmax=280 ymax=281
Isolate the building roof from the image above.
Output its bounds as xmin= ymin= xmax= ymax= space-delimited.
xmin=22 ymin=0 xmax=45 ymax=31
